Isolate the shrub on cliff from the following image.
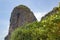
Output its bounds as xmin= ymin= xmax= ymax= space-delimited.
xmin=10 ymin=20 xmax=60 ymax=40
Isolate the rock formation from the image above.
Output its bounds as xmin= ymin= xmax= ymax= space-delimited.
xmin=5 ymin=5 xmax=37 ymax=40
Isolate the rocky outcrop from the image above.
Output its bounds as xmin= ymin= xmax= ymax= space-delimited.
xmin=5 ymin=5 xmax=37 ymax=40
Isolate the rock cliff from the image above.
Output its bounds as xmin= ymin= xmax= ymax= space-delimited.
xmin=5 ymin=5 xmax=37 ymax=40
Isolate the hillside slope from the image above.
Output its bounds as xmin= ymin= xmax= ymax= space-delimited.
xmin=10 ymin=7 xmax=60 ymax=40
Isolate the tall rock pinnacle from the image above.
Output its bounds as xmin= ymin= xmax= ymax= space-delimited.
xmin=5 ymin=5 xmax=37 ymax=40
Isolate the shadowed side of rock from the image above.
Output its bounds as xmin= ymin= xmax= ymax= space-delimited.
xmin=5 ymin=5 xmax=37 ymax=40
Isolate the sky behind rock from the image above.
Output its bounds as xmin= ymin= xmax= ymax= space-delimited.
xmin=0 ymin=0 xmax=60 ymax=40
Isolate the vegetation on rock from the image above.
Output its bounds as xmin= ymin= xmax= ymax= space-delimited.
xmin=10 ymin=7 xmax=60 ymax=40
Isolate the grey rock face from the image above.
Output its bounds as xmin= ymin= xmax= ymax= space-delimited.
xmin=5 ymin=5 xmax=37 ymax=40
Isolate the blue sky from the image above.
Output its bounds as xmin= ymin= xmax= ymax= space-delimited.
xmin=0 ymin=0 xmax=60 ymax=40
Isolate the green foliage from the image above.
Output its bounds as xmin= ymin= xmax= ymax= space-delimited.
xmin=10 ymin=9 xmax=60 ymax=40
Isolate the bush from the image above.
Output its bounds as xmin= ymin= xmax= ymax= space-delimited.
xmin=10 ymin=22 xmax=60 ymax=40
